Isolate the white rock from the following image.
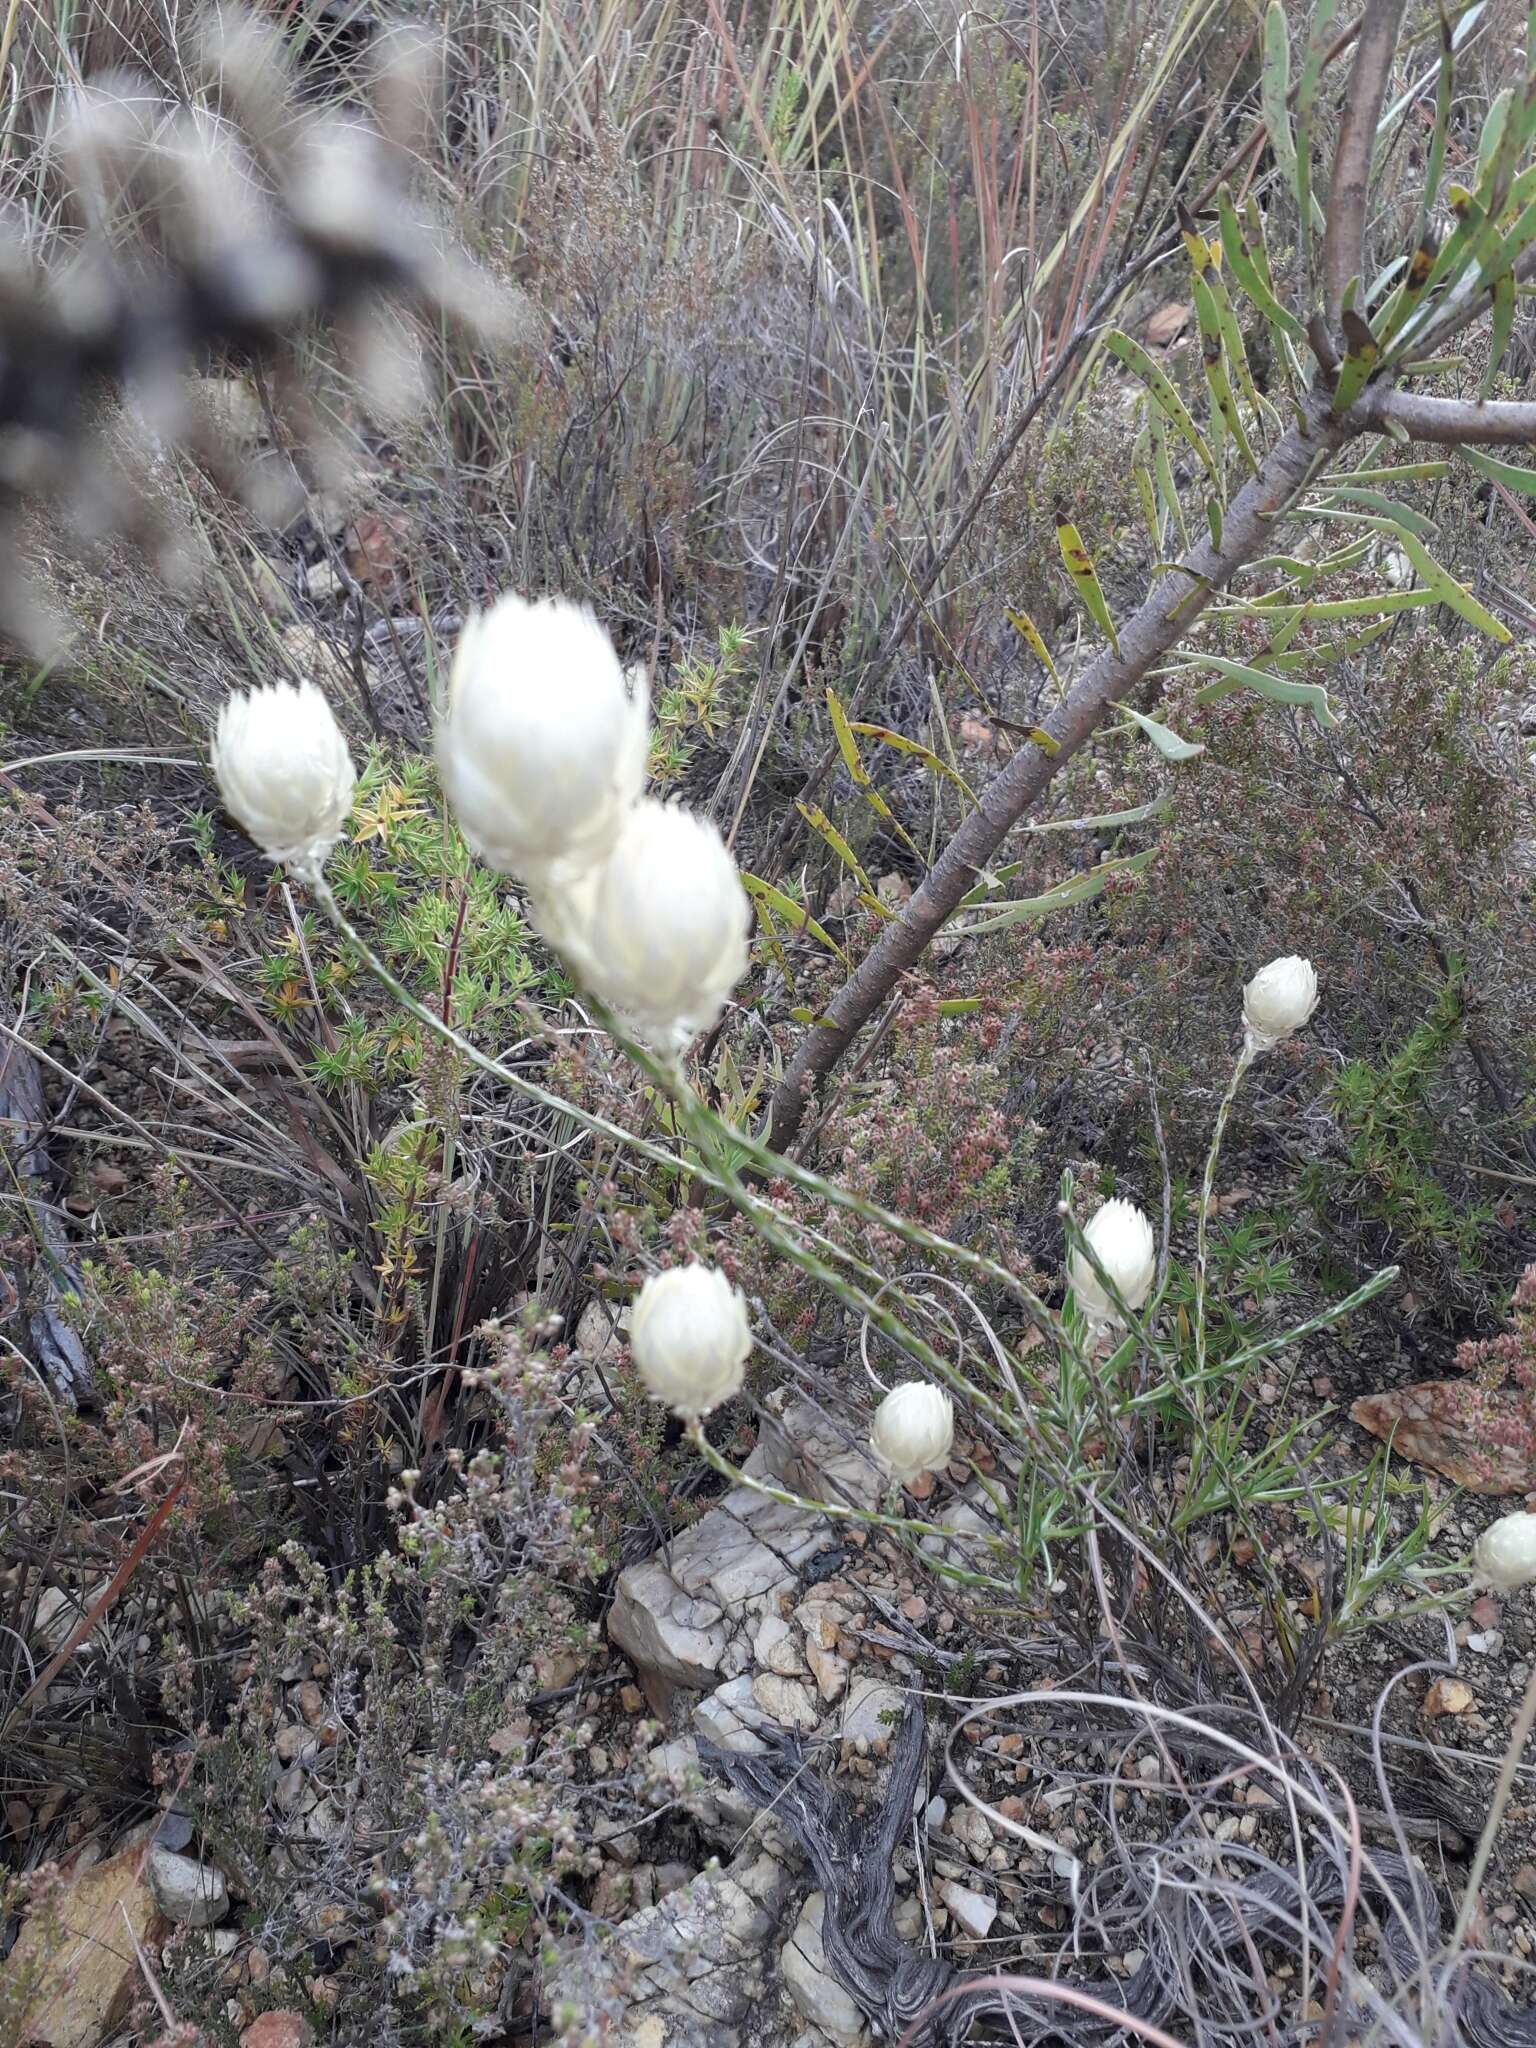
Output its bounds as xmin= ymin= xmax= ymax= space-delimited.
xmin=940 ymin=1880 xmax=997 ymax=1940
xmin=148 ymin=1847 xmax=228 ymax=1927
xmin=919 ymin=1495 xmax=998 ymax=1567
xmin=610 ymin=1484 xmax=827 ymax=1690
xmin=804 ymin=1637 xmax=848 ymax=1702
xmin=609 ymin=1560 xmax=730 ymax=1690
xmin=751 ymin=1672 xmax=820 ymax=1732
xmin=781 ymin=1891 xmax=868 ymax=2042
xmin=946 ymin=1803 xmax=993 ymax=1856
xmin=694 ymin=1676 xmax=769 ymax=1755
xmin=893 ymin=1893 xmax=924 ymax=1940
xmin=754 ymin=1612 xmax=805 ymax=1676
xmin=839 ymin=1675 xmax=905 ymax=1749
xmin=750 ymin=1399 xmax=884 ymax=1512
xmin=574 ymin=1297 xmax=629 ymax=1363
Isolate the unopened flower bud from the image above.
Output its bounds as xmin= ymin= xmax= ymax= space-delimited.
xmin=870 ymin=1382 xmax=955 ymax=1486
xmin=550 ymin=798 xmax=751 ymax=1046
xmin=211 ymin=680 xmax=355 ymax=870
xmin=630 ymin=1263 xmax=751 ymax=1419
xmin=435 ymin=593 xmax=647 ymax=881
xmin=1069 ymin=1198 xmax=1156 ymax=1329
xmin=1242 ymin=954 xmax=1318 ymax=1054
xmin=1473 ymin=1511 xmax=1536 ymax=1593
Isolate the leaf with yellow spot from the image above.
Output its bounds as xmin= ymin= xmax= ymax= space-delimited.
xmin=825 ymin=688 xmax=919 ymax=854
xmin=1054 ymin=516 xmax=1121 ymax=656
xmin=1005 ymin=604 xmax=1059 ymax=691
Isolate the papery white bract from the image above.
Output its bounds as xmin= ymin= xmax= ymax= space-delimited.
xmin=435 ymin=593 xmax=648 ymax=881
xmin=630 ymin=1263 xmax=751 ymax=1418
xmin=1473 ymin=1511 xmax=1536 ymax=1593
xmin=870 ymin=1382 xmax=955 ymax=1486
xmin=1242 ymin=955 xmax=1318 ymax=1054
xmin=211 ymin=680 xmax=356 ymax=871
xmin=1069 ymin=1198 xmax=1156 ymax=1330
xmin=553 ymin=797 xmax=751 ymax=1047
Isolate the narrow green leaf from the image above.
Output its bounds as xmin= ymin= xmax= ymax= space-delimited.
xmin=1150 ymin=408 xmax=1190 ymax=549
xmin=826 ymin=688 xmax=919 ymax=854
xmin=740 ymin=873 xmax=848 ymax=964
xmin=1103 ymin=329 xmax=1218 ymax=482
xmin=795 ymin=800 xmax=880 ymax=900
xmin=1322 ymin=462 xmax=1451 ymax=484
xmin=1310 ymin=488 xmax=1439 ymax=536
xmin=1056 ymin=517 xmax=1121 ymax=655
xmin=1188 ymin=254 xmax=1256 ymax=472
xmin=1414 ymin=4 xmax=1455 ymax=250
xmin=936 ymin=997 xmax=983 ymax=1017
xmin=1261 ymin=3 xmax=1300 ymax=204
xmin=955 ymin=849 xmax=1157 ymax=937
xmin=1005 ymin=606 xmax=1063 ymax=692
xmin=1294 ymin=0 xmax=1339 ymax=271
xmin=1208 ymin=260 xmax=1278 ymax=432
xmin=1136 ymin=464 xmax=1163 ymax=553
xmin=1207 ymin=589 xmax=1439 ymax=623
xmin=1476 ymin=88 xmax=1513 ymax=189
xmin=1461 ymin=445 xmax=1536 ymax=495
xmin=1394 ymin=530 xmax=1512 ymax=642
xmin=1483 ymin=269 xmax=1516 ymax=394
xmin=1217 ymin=183 xmax=1305 ymax=347
xmin=1117 ymin=702 xmax=1205 ymax=760
xmin=1180 ymin=651 xmax=1342 ymax=729
xmin=1027 ymin=795 xmax=1172 ymax=833
xmin=848 ymin=722 xmax=979 ymax=802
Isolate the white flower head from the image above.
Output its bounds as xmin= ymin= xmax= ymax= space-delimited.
xmin=211 ymin=680 xmax=355 ymax=871
xmin=870 ymin=1382 xmax=955 ymax=1487
xmin=435 ymin=593 xmax=648 ymax=881
xmin=1242 ymin=954 xmax=1319 ymax=1054
xmin=1069 ymin=1198 xmax=1156 ymax=1331
xmin=548 ymin=797 xmax=751 ymax=1048
xmin=630 ymin=1263 xmax=751 ymax=1419
xmin=1473 ymin=1511 xmax=1536 ymax=1594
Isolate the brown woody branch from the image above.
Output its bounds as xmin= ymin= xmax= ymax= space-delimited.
xmin=762 ymin=7 xmax=1536 ymax=1161
xmin=763 ymin=395 xmax=1352 ymax=1151
xmin=765 ymin=355 xmax=1536 ymax=1153
xmin=1357 ymin=387 xmax=1536 ymax=444
xmin=1320 ymin=0 xmax=1409 ymax=331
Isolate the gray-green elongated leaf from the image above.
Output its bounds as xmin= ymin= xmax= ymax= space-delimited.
xmin=1103 ymin=330 xmax=1218 ymax=483
xmin=1287 ymin=509 xmax=1512 ymax=645
xmin=1118 ymin=702 xmax=1206 ymax=760
xmin=955 ymin=849 xmax=1157 ymax=937
xmin=1484 ymin=270 xmax=1516 ymax=395
xmin=1261 ymin=3 xmax=1299 ymax=199
xmin=1314 ymin=487 xmax=1438 ymax=537
xmin=1177 ymin=651 xmax=1342 ymax=729
xmin=1027 ymin=795 xmax=1172 ymax=833
xmin=1217 ymin=183 xmax=1305 ymax=345
xmin=1461 ymin=446 xmax=1536 ymax=495
xmin=1394 ymin=529 xmax=1512 ymax=643
xmin=1322 ymin=462 xmax=1450 ymax=484
xmin=1293 ymin=0 xmax=1339 ymax=269
xmin=1207 ymin=588 xmax=1438 ymax=623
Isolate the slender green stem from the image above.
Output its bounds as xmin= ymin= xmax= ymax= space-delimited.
xmin=685 ymin=1423 xmax=1016 ymax=1589
xmin=1194 ymin=1044 xmax=1254 ymax=1391
xmin=308 ymin=872 xmax=1026 ymax=1431
xmin=314 ymin=869 xmax=1059 ymax=1335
